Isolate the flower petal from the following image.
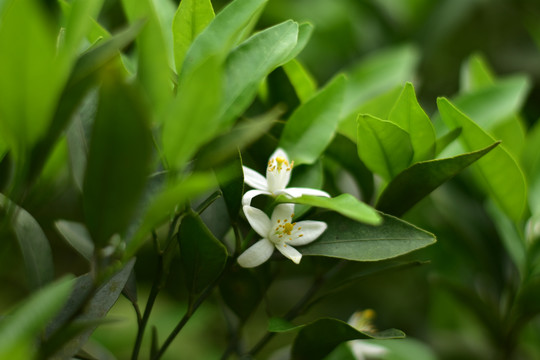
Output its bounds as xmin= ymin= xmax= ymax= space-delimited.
xmin=269 ymin=148 xmax=289 ymax=163
xmin=237 ymin=239 xmax=274 ymax=268
xmin=242 ymin=189 xmax=271 ymax=206
xmin=243 ymin=206 xmax=271 ymax=238
xmin=274 ymin=242 xmax=302 ymax=264
xmin=242 ymin=166 xmax=268 ymax=190
xmin=270 ymin=203 xmax=296 ymax=224
xmin=281 ymin=187 xmax=331 ymax=198
xmin=287 ymin=220 xmax=327 ymax=246
xmin=349 ymin=341 xmax=388 ymax=359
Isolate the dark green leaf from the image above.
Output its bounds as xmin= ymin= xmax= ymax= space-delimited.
xmin=219 ymin=266 xmax=263 ymax=321
xmin=376 ymin=142 xmax=499 ymax=217
xmin=299 ymin=212 xmax=436 ymax=261
xmin=276 ymin=194 xmax=381 ymax=225
xmin=437 ymin=98 xmax=527 ymax=222
xmin=172 ymin=0 xmax=215 ymax=74
xmin=280 ymin=75 xmax=346 ymax=165
xmin=522 ymin=119 xmax=540 ymax=216
xmin=388 ymin=82 xmax=436 ymax=162
xmin=178 ymin=212 xmax=228 ymax=295
xmin=55 ymin=220 xmax=94 ymax=262
xmin=83 ymin=71 xmax=154 ymax=247
xmin=0 ymin=276 xmax=73 ymax=358
xmin=0 ymin=194 xmax=54 ymax=289
xmin=357 ymin=114 xmax=413 ymax=181
xmin=218 ymin=151 xmax=244 ymax=222
xmin=268 ymin=317 xmax=301 ymax=332
xmin=291 ymin=318 xmax=404 ymax=360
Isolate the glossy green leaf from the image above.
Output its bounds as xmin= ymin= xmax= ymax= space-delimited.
xmin=283 ymin=59 xmax=317 ymax=103
xmin=299 ymin=212 xmax=436 ymax=261
xmin=47 ymin=260 xmax=135 ymax=359
xmin=178 ymin=211 xmax=228 ymax=295
xmin=125 ymin=172 xmax=217 ymax=258
xmin=172 ymin=0 xmax=215 ymax=74
xmin=388 ymin=82 xmax=436 ymax=162
xmin=0 ymin=194 xmax=54 ymax=289
xmin=220 ymin=20 xmax=300 ymax=127
xmin=55 ymin=220 xmax=94 ymax=262
xmin=276 ymin=194 xmax=381 ymax=225
xmin=523 ymin=119 xmax=540 ymax=216
xmin=0 ymin=0 xmax=66 ymax=160
xmin=121 ymin=0 xmax=172 ymax=116
xmin=180 ymin=0 xmax=267 ymax=80
xmin=0 ymin=276 xmax=73 ymax=357
xmin=219 ymin=266 xmax=263 ymax=321
xmin=357 ymin=114 xmax=413 ymax=181
xmin=83 ymin=71 xmax=154 ymax=247
xmin=280 ymin=75 xmax=346 ymax=165
xmin=460 ymin=53 xmax=495 ymax=91
xmin=377 ymin=142 xmax=499 ymax=217
xmin=162 ymin=55 xmax=222 ymax=170
xmin=437 ymin=98 xmax=527 ymax=222
xmin=291 ymin=318 xmax=404 ymax=360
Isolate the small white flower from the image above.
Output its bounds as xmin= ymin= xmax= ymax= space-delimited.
xmin=237 ymin=204 xmax=327 ymax=268
xmin=242 ymin=148 xmax=330 ymax=206
xmin=348 ymin=310 xmax=388 ymax=360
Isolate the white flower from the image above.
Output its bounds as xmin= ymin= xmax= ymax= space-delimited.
xmin=237 ymin=204 xmax=327 ymax=268
xmin=348 ymin=310 xmax=389 ymax=360
xmin=242 ymin=148 xmax=330 ymax=206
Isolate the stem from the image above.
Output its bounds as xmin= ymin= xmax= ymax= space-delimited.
xmin=247 ymin=260 xmax=346 ymax=357
xmin=153 ymin=264 xmax=232 ymax=360
xmin=131 ymin=215 xmax=181 ymax=360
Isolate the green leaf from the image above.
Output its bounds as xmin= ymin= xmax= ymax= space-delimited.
xmin=162 ymin=55 xmax=222 ymax=170
xmin=83 ymin=71 xmax=154 ymax=247
xmin=219 ymin=267 xmax=264 ymax=322
xmin=172 ymin=0 xmax=214 ymax=74
xmin=523 ymin=119 xmax=540 ymax=216
xmin=121 ymin=0 xmax=173 ymax=116
xmin=437 ymin=98 xmax=527 ymax=222
xmin=178 ymin=211 xmax=228 ymax=295
xmin=0 ymin=0 xmax=66 ymax=160
xmin=219 ymin=20 xmax=300 ymax=127
xmin=291 ymin=318 xmax=404 ymax=360
xmin=180 ymin=0 xmax=267 ymax=80
xmin=276 ymin=194 xmax=381 ymax=225
xmin=376 ymin=142 xmax=499 ymax=217
xmin=268 ymin=317 xmax=301 ymax=332
xmin=46 ymin=260 xmax=135 ymax=359
xmin=460 ymin=53 xmax=495 ymax=91
xmin=357 ymin=114 xmax=413 ymax=181
xmin=280 ymin=75 xmax=346 ymax=165
xmin=299 ymin=212 xmax=436 ymax=261
xmin=55 ymin=220 xmax=94 ymax=262
xmin=452 ymin=76 xmax=531 ymax=131
xmin=0 ymin=194 xmax=54 ymax=289
xmin=125 ymin=172 xmax=217 ymax=258
xmin=0 ymin=276 xmax=73 ymax=357
xmin=388 ymin=82 xmax=436 ymax=162
xmin=283 ymin=59 xmax=317 ymax=103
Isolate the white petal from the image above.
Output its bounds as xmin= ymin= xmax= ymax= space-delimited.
xmin=242 ymin=189 xmax=271 ymax=206
xmin=349 ymin=341 xmax=388 ymax=358
xmin=243 ymin=206 xmax=271 ymax=238
xmin=287 ymin=220 xmax=327 ymax=246
xmin=270 ymin=203 xmax=296 ymax=224
xmin=237 ymin=239 xmax=274 ymax=268
xmin=274 ymin=242 xmax=302 ymax=264
xmin=281 ymin=187 xmax=330 ymax=198
xmin=242 ymin=166 xmax=268 ymax=190
xmin=269 ymin=148 xmax=289 ymax=163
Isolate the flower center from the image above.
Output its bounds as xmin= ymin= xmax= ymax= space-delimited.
xmin=268 ymin=156 xmax=294 ymax=174
xmin=270 ymin=213 xmax=303 ymax=244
